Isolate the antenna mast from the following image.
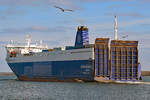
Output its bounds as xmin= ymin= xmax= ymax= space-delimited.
xmin=114 ymin=16 xmax=118 ymax=40
xmin=26 ymin=34 xmax=31 ymax=47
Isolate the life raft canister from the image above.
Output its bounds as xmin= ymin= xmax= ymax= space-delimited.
xmin=10 ymin=51 xmax=17 ymax=57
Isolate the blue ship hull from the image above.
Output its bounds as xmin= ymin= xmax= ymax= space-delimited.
xmin=8 ymin=60 xmax=94 ymax=81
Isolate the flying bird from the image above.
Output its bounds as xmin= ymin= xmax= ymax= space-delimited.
xmin=122 ymin=35 xmax=128 ymax=39
xmin=54 ymin=6 xmax=74 ymax=12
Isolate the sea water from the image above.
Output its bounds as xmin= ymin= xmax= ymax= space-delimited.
xmin=0 ymin=76 xmax=150 ymax=100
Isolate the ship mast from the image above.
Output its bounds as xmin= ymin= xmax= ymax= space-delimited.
xmin=26 ymin=34 xmax=31 ymax=47
xmin=114 ymin=16 xmax=118 ymax=40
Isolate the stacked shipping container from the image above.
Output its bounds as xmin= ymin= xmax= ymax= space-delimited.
xmin=110 ymin=40 xmax=140 ymax=80
xmin=95 ymin=38 xmax=109 ymax=78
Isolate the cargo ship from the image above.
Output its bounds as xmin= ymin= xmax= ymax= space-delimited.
xmin=5 ymin=16 xmax=142 ymax=82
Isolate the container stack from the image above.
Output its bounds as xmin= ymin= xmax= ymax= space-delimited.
xmin=95 ymin=38 xmax=110 ymax=78
xmin=110 ymin=40 xmax=140 ymax=80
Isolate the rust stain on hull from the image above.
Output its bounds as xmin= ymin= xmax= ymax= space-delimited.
xmin=18 ymin=76 xmax=94 ymax=82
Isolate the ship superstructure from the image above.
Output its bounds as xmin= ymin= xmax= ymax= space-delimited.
xmin=5 ymin=17 xmax=142 ymax=82
xmin=6 ymin=35 xmax=48 ymax=57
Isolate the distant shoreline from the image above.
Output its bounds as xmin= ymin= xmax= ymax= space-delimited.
xmin=0 ymin=72 xmax=14 ymax=76
xmin=0 ymin=71 xmax=150 ymax=76
xmin=141 ymin=71 xmax=150 ymax=76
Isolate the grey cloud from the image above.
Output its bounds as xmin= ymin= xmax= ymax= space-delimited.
xmin=0 ymin=0 xmax=144 ymax=19
xmin=0 ymin=0 xmax=41 ymax=6
xmin=0 ymin=5 xmax=25 ymax=20
xmin=140 ymin=23 xmax=150 ymax=26
xmin=104 ymin=12 xmax=144 ymax=18
xmin=0 ymin=0 xmax=78 ymax=8
xmin=0 ymin=16 xmax=7 ymax=20
xmin=118 ymin=31 xmax=150 ymax=49
xmin=76 ymin=0 xmax=133 ymax=3
xmin=143 ymin=0 xmax=150 ymax=2
xmin=1 ymin=26 xmax=72 ymax=34
xmin=0 ymin=0 xmax=79 ymax=20
xmin=5 ymin=7 xmax=25 ymax=15
xmin=120 ymin=18 xmax=150 ymax=27
xmin=0 ymin=0 xmax=136 ymax=9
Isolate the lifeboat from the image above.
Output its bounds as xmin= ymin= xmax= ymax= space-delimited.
xmin=10 ymin=51 xmax=17 ymax=57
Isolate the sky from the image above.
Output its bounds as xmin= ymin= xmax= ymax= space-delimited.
xmin=0 ymin=0 xmax=150 ymax=72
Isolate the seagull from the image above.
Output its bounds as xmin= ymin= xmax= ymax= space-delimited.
xmin=122 ymin=35 xmax=128 ymax=39
xmin=54 ymin=6 xmax=74 ymax=12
